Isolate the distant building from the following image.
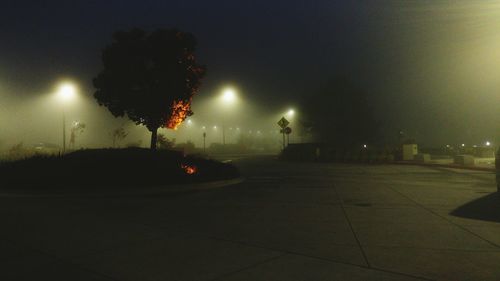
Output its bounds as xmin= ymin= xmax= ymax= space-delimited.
xmin=402 ymin=144 xmax=418 ymax=161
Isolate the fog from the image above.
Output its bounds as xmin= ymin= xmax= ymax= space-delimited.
xmin=0 ymin=81 xmax=293 ymax=153
xmin=360 ymin=1 xmax=500 ymax=146
xmin=1 ymin=1 xmax=499 ymax=153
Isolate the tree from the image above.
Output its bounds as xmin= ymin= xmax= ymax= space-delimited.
xmin=111 ymin=127 xmax=128 ymax=148
xmin=302 ymin=76 xmax=379 ymax=147
xmin=8 ymin=142 xmax=28 ymax=160
xmin=93 ymin=28 xmax=206 ymax=150
xmin=69 ymin=122 xmax=86 ymax=150
xmin=156 ymin=133 xmax=175 ymax=150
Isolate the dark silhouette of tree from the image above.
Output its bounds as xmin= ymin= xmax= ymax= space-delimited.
xmin=111 ymin=127 xmax=128 ymax=148
xmin=69 ymin=122 xmax=86 ymax=150
xmin=8 ymin=142 xmax=26 ymax=160
xmin=157 ymin=133 xmax=175 ymax=150
xmin=302 ymin=76 xmax=380 ymax=147
xmin=93 ymin=28 xmax=206 ymax=150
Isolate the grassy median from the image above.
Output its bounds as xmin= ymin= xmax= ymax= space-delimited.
xmin=0 ymin=148 xmax=239 ymax=190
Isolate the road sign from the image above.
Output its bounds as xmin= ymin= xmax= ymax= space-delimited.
xmin=277 ymin=117 xmax=289 ymax=129
xmin=284 ymin=127 xmax=292 ymax=135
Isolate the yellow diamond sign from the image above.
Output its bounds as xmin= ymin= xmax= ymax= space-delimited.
xmin=277 ymin=117 xmax=289 ymax=129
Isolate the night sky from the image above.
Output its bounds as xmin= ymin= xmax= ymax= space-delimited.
xmin=1 ymin=0 xmax=499 ymax=146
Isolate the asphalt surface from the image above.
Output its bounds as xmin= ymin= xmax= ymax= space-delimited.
xmin=0 ymin=156 xmax=499 ymax=280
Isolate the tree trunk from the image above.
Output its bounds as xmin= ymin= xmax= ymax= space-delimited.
xmin=150 ymin=127 xmax=158 ymax=150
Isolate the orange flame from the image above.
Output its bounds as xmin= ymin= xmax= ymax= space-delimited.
xmin=166 ymin=99 xmax=191 ymax=130
xmin=181 ymin=164 xmax=197 ymax=175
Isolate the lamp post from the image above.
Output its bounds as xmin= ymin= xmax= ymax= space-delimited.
xmin=186 ymin=119 xmax=193 ymax=143
xmin=220 ymin=88 xmax=236 ymax=146
xmin=200 ymin=126 xmax=207 ymax=153
xmin=56 ymin=82 xmax=77 ymax=153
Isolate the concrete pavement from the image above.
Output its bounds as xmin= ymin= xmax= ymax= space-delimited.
xmin=0 ymin=156 xmax=499 ymax=280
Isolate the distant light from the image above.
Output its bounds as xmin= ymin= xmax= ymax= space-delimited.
xmin=446 ymin=144 xmax=451 ymax=148
xmin=236 ymin=127 xmax=240 ymax=131
xmin=187 ymin=119 xmax=192 ymax=125
xmin=57 ymin=82 xmax=77 ymax=102
xmin=363 ymin=144 xmax=367 ymax=148
xmin=201 ymin=126 xmax=206 ymax=130
xmin=213 ymin=125 xmax=217 ymax=130
xmin=287 ymin=109 xmax=295 ymax=117
xmin=257 ymin=130 xmax=261 ymax=134
xmin=222 ymin=88 xmax=236 ymax=103
xmin=229 ymin=127 xmax=233 ymax=130
xmin=473 ymin=145 xmax=478 ymax=148
xmin=486 ymin=141 xmax=491 ymax=146
xmin=461 ymin=144 xmax=465 ymax=147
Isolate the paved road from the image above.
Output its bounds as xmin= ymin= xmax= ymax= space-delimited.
xmin=1 ymin=156 xmax=499 ymax=280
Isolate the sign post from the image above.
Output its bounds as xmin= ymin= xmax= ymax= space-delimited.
xmin=277 ymin=117 xmax=290 ymax=150
xmin=284 ymin=126 xmax=292 ymax=146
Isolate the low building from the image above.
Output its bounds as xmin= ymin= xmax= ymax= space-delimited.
xmin=402 ymin=144 xmax=418 ymax=161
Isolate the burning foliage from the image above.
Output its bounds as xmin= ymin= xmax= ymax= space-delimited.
xmin=93 ymin=28 xmax=206 ymax=149
xmin=181 ymin=163 xmax=197 ymax=175
xmin=166 ymin=99 xmax=192 ymax=130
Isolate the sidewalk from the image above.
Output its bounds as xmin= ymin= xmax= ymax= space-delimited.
xmin=0 ymin=158 xmax=499 ymax=280
xmin=397 ymin=157 xmax=496 ymax=172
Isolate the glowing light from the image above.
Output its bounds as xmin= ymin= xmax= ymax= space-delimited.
xmin=222 ymin=88 xmax=236 ymax=103
xmin=213 ymin=125 xmax=217 ymax=130
xmin=166 ymin=99 xmax=191 ymax=130
xmin=461 ymin=144 xmax=465 ymax=147
xmin=202 ymin=126 xmax=206 ymax=130
xmin=181 ymin=164 xmax=197 ymax=175
xmin=363 ymin=144 xmax=367 ymax=148
xmin=187 ymin=119 xmax=192 ymax=125
xmin=486 ymin=141 xmax=491 ymax=146
xmin=287 ymin=109 xmax=295 ymax=117
xmin=57 ymin=82 xmax=77 ymax=102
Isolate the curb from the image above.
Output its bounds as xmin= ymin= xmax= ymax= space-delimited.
xmin=0 ymin=177 xmax=245 ymax=198
xmin=394 ymin=161 xmax=495 ymax=172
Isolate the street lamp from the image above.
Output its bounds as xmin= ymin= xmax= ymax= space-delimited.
xmin=219 ymin=87 xmax=237 ymax=145
xmin=201 ymin=125 xmax=207 ymax=153
xmin=185 ymin=119 xmax=193 ymax=143
xmin=285 ymin=108 xmax=296 ymax=143
xmin=57 ymin=83 xmax=76 ymax=102
xmin=56 ymin=82 xmax=77 ymax=153
xmin=222 ymin=88 xmax=236 ymax=103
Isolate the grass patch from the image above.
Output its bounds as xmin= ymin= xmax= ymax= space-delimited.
xmin=0 ymin=148 xmax=239 ymax=191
